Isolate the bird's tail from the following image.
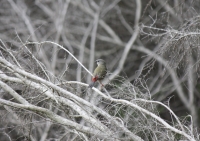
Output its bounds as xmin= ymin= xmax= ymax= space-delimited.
xmin=88 ymin=81 xmax=95 ymax=88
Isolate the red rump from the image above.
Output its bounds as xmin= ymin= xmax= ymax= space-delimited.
xmin=92 ymin=76 xmax=98 ymax=82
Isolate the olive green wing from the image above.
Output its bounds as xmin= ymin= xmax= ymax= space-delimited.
xmin=93 ymin=65 xmax=107 ymax=80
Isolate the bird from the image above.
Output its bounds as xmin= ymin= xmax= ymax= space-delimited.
xmin=89 ymin=59 xmax=107 ymax=88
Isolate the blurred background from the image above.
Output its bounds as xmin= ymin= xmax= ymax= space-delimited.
xmin=1 ymin=0 xmax=200 ymax=140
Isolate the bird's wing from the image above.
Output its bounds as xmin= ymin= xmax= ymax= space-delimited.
xmin=93 ymin=65 xmax=107 ymax=79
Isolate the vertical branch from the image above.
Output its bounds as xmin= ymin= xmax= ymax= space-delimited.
xmin=188 ymin=56 xmax=197 ymax=125
xmin=108 ymin=0 xmax=141 ymax=81
xmin=51 ymin=0 xmax=70 ymax=74
xmin=87 ymin=10 xmax=100 ymax=83
xmin=188 ymin=56 xmax=194 ymax=106
xmin=77 ymin=22 xmax=93 ymax=87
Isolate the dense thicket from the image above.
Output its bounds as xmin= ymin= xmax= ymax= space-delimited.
xmin=0 ymin=0 xmax=200 ymax=140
